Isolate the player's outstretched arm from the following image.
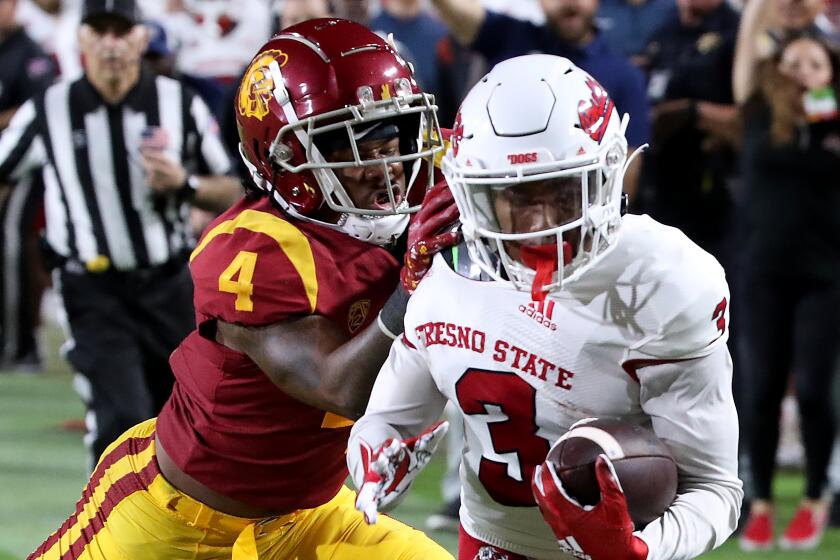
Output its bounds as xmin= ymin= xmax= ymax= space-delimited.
xmin=216 ymin=313 xmax=396 ymax=420
xmin=635 ymin=345 xmax=743 ymax=560
xmin=348 ymin=328 xmax=449 ymax=522
xmin=353 ymin=421 xmax=449 ymax=524
xmin=209 ymin=179 xmax=459 ymax=420
xmin=429 ymin=0 xmax=485 ymax=46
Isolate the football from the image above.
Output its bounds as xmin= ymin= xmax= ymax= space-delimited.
xmin=546 ymin=418 xmax=678 ymax=528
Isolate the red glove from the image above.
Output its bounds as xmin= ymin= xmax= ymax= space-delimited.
xmin=532 ymin=454 xmax=650 ymax=560
xmin=401 ymin=180 xmax=461 ymax=293
xmin=355 ymin=421 xmax=449 ymax=524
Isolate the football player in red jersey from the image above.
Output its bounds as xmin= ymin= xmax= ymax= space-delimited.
xmin=29 ymin=19 xmax=457 ymax=560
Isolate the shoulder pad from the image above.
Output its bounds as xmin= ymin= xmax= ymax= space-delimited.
xmin=440 ymin=242 xmax=493 ymax=281
xmin=190 ymin=209 xmax=319 ymax=325
xmin=619 ymin=218 xmax=731 ymax=360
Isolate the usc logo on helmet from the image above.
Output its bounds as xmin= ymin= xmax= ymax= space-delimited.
xmin=238 ymin=50 xmax=289 ymax=121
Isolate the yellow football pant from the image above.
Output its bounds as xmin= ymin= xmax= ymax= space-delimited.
xmin=29 ymin=418 xmax=453 ymax=560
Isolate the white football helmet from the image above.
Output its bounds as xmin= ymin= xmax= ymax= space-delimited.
xmin=442 ymin=54 xmax=633 ymax=296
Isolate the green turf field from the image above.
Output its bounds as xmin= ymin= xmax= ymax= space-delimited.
xmin=1 ymin=327 xmax=838 ymax=559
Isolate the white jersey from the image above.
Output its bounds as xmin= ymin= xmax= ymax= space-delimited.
xmin=348 ymin=215 xmax=743 ymax=560
xmin=16 ymin=0 xmax=83 ymax=80
xmin=159 ymin=0 xmax=273 ymax=79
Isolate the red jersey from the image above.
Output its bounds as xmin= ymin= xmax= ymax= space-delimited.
xmin=156 ymin=194 xmax=400 ymax=512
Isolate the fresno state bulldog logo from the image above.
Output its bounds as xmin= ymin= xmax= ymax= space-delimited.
xmin=347 ymin=299 xmax=371 ymax=333
xmin=577 ymin=77 xmax=614 ymax=144
xmin=451 ymin=112 xmax=465 ymax=156
xmin=238 ymin=50 xmax=289 ymax=121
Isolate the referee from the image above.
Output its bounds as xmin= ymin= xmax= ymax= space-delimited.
xmin=0 ymin=0 xmax=240 ymax=466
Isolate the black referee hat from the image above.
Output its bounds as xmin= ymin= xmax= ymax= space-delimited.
xmin=82 ymin=0 xmax=141 ymax=26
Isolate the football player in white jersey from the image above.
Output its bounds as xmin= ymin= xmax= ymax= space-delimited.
xmin=347 ymin=54 xmax=743 ymax=560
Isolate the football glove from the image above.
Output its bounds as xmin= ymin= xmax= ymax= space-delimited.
xmin=355 ymin=421 xmax=449 ymax=524
xmin=401 ymin=180 xmax=461 ymax=293
xmin=532 ymin=454 xmax=649 ymax=560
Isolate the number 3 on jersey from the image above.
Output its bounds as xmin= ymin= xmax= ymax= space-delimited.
xmin=456 ymin=368 xmax=551 ymax=507
xmin=219 ymin=251 xmax=258 ymax=312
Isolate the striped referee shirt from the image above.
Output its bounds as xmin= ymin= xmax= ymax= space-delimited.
xmin=0 ymin=70 xmax=232 ymax=271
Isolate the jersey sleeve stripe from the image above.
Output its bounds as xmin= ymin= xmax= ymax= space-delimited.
xmin=320 ymin=412 xmax=355 ymax=429
xmin=190 ymin=209 xmax=319 ymax=312
xmin=620 ymin=357 xmax=694 ymax=383
xmin=400 ymin=333 xmax=417 ymax=349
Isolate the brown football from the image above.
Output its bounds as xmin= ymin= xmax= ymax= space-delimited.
xmin=546 ymin=418 xmax=678 ymax=528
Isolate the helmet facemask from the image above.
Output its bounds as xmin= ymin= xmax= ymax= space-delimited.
xmin=237 ymin=29 xmax=445 ymax=246
xmin=275 ymin=85 xmax=442 ymax=215
xmin=242 ymin=57 xmax=443 ymax=245
xmin=446 ymin=133 xmax=628 ymax=299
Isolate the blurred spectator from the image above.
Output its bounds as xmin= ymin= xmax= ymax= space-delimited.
xmin=431 ymin=0 xmax=650 ymax=198
xmin=370 ymin=0 xmax=448 ymax=97
xmin=435 ymin=34 xmax=486 ymax=125
xmin=641 ymin=0 xmax=740 ymax=259
xmin=480 ymin=0 xmax=546 ymax=23
xmin=332 ymin=0 xmax=371 ymax=23
xmin=597 ymin=0 xmax=678 ymax=62
xmin=277 ymin=0 xmax=329 ymax=29
xmin=737 ymin=34 xmax=840 ymax=552
xmin=0 ymin=0 xmax=54 ymax=136
xmin=218 ymin=0 xmax=331 ymax=182
xmin=0 ymin=0 xmax=56 ymax=372
xmin=733 ymin=0 xmax=834 ymax=105
xmin=156 ymin=0 xmax=273 ymax=113
xmin=15 ymin=0 xmax=82 ymax=78
xmin=143 ymin=19 xmax=174 ymax=76
xmin=641 ymin=5 xmax=743 ymax=475
xmin=0 ymin=0 xmax=240 ymax=466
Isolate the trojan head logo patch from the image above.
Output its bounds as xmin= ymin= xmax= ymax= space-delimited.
xmin=347 ymin=299 xmax=371 ymax=333
xmin=238 ymin=50 xmax=289 ymax=121
xmin=577 ymin=77 xmax=614 ymax=144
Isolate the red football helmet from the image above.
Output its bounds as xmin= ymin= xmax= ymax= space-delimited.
xmin=235 ymin=18 xmax=443 ymax=245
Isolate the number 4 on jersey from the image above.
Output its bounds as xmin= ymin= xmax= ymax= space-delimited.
xmin=219 ymin=251 xmax=258 ymax=312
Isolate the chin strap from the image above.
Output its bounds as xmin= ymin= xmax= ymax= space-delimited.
xmin=519 ymin=243 xmax=572 ymax=302
xmin=338 ymin=212 xmax=410 ymax=246
xmin=269 ymin=187 xmax=409 ymax=246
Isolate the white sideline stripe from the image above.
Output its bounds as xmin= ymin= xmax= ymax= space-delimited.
xmin=557 ymin=426 xmax=625 ymax=460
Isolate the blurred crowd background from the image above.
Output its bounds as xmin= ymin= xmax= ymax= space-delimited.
xmin=2 ymin=0 xmax=840 ymax=550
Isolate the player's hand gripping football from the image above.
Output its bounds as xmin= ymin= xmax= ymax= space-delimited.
xmin=355 ymin=421 xmax=449 ymax=524
xmin=401 ymin=180 xmax=461 ymax=293
xmin=532 ymin=454 xmax=649 ymax=560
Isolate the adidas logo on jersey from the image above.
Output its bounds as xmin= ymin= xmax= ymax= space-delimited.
xmin=518 ymin=300 xmax=557 ymax=331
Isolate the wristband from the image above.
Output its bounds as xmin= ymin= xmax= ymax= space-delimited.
xmin=377 ymin=283 xmax=410 ymax=339
xmin=181 ymin=174 xmax=199 ymax=197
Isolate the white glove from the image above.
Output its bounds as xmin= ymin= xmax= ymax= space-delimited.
xmin=355 ymin=421 xmax=449 ymax=524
